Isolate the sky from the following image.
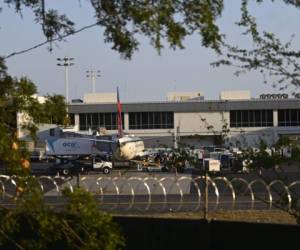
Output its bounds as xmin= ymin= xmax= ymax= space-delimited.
xmin=1 ymin=0 xmax=300 ymax=102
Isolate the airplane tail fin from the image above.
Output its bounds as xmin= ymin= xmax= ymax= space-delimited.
xmin=117 ymin=86 xmax=123 ymax=138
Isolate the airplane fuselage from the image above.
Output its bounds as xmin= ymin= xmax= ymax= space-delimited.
xmin=45 ymin=134 xmax=145 ymax=161
xmin=114 ymin=136 xmax=145 ymax=160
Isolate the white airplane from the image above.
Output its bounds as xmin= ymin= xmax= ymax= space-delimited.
xmin=46 ymin=87 xmax=146 ymax=161
xmin=93 ymin=87 xmax=146 ymax=160
xmin=45 ymin=134 xmax=145 ymax=161
xmin=111 ymin=135 xmax=145 ymax=160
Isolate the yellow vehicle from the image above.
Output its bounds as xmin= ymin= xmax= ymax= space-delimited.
xmin=132 ymin=159 xmax=162 ymax=172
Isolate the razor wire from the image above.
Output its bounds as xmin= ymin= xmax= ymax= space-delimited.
xmin=0 ymin=175 xmax=299 ymax=212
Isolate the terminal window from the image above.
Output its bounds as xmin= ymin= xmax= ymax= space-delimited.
xmin=278 ymin=109 xmax=300 ymax=126
xmin=129 ymin=112 xmax=174 ymax=129
xmin=79 ymin=113 xmax=124 ymax=131
xmin=230 ymin=110 xmax=273 ymax=127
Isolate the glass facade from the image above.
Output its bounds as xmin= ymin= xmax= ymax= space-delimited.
xmin=79 ymin=113 xmax=124 ymax=131
xmin=129 ymin=112 xmax=174 ymax=129
xmin=230 ymin=110 xmax=273 ymax=127
xmin=278 ymin=109 xmax=300 ymax=126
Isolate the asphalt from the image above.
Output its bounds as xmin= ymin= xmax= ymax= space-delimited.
xmin=0 ymin=162 xmax=299 ymax=213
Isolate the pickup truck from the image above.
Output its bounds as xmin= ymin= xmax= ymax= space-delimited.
xmin=51 ymin=157 xmax=113 ymax=175
xmin=93 ymin=159 xmax=112 ymax=174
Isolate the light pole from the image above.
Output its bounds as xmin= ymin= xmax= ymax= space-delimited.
xmin=57 ymin=57 xmax=75 ymax=103
xmin=86 ymin=69 xmax=101 ymax=93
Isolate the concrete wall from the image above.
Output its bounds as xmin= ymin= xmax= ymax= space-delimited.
xmin=83 ymin=93 xmax=117 ymax=103
xmin=167 ymin=91 xmax=203 ymax=101
xmin=219 ymin=90 xmax=251 ymax=100
xmin=69 ymin=109 xmax=300 ymax=148
xmin=175 ymin=112 xmax=228 ymax=135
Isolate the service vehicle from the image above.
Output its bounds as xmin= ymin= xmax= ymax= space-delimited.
xmin=52 ymin=157 xmax=112 ymax=175
xmin=203 ymin=158 xmax=221 ymax=172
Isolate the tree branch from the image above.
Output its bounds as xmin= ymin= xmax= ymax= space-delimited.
xmin=4 ymin=22 xmax=100 ymax=59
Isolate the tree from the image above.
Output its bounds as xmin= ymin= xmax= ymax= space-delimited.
xmin=0 ymin=186 xmax=124 ymax=249
xmin=2 ymin=1 xmax=300 ymax=93
xmin=2 ymin=0 xmax=300 ymax=230
xmin=42 ymin=94 xmax=67 ymax=125
xmin=0 ymin=64 xmax=43 ymax=175
xmin=3 ymin=0 xmax=224 ymax=59
xmin=0 ymin=61 xmax=67 ymax=175
xmin=213 ymin=0 xmax=300 ymax=91
xmin=0 ymin=61 xmax=124 ymax=249
xmin=2 ymin=1 xmax=300 ymax=92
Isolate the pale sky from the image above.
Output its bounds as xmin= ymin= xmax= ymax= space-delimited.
xmin=1 ymin=1 xmax=299 ymax=102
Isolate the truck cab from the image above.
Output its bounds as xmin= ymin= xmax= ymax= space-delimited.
xmin=93 ymin=157 xmax=112 ymax=174
xmin=51 ymin=156 xmax=112 ymax=175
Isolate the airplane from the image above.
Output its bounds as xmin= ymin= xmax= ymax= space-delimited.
xmin=45 ymin=87 xmax=146 ymax=161
xmin=88 ymin=86 xmax=146 ymax=161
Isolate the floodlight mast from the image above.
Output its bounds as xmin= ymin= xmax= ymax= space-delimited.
xmin=86 ymin=69 xmax=101 ymax=93
xmin=57 ymin=57 xmax=75 ymax=103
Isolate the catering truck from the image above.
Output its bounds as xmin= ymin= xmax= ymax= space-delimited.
xmin=45 ymin=137 xmax=113 ymax=174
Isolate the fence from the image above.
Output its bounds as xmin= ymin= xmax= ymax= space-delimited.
xmin=0 ymin=174 xmax=299 ymax=212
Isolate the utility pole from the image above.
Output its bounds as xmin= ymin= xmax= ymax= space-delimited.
xmin=86 ymin=69 xmax=101 ymax=93
xmin=57 ymin=57 xmax=75 ymax=103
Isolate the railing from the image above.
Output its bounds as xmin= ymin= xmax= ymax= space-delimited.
xmin=0 ymin=175 xmax=299 ymax=212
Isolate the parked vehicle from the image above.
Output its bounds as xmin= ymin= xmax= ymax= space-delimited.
xmin=93 ymin=157 xmax=113 ymax=174
xmin=51 ymin=157 xmax=112 ymax=175
xmin=203 ymin=158 xmax=221 ymax=172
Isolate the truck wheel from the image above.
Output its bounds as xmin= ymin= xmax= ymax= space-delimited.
xmin=62 ymin=169 xmax=69 ymax=175
xmin=103 ymin=167 xmax=110 ymax=174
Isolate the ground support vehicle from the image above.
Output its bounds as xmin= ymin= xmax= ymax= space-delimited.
xmin=203 ymin=158 xmax=221 ymax=173
xmin=51 ymin=157 xmax=112 ymax=176
xmin=132 ymin=160 xmax=162 ymax=172
xmin=92 ymin=157 xmax=113 ymax=174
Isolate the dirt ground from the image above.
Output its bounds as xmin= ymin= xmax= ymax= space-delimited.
xmin=114 ymin=210 xmax=298 ymax=224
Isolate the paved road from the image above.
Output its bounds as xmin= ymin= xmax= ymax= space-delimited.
xmin=0 ymin=162 xmax=299 ymax=212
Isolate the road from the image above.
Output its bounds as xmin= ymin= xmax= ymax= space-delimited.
xmin=0 ymin=162 xmax=299 ymax=212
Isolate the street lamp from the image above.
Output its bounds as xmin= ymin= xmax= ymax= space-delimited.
xmin=86 ymin=69 xmax=101 ymax=93
xmin=57 ymin=57 xmax=75 ymax=103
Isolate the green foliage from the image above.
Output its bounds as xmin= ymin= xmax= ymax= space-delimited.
xmin=62 ymin=188 xmax=125 ymax=250
xmin=4 ymin=0 xmax=224 ymax=59
xmin=0 ymin=186 xmax=124 ymax=249
xmin=0 ymin=57 xmax=7 ymax=77
xmin=212 ymin=0 xmax=300 ymax=89
xmin=291 ymin=146 xmax=300 ymax=162
xmin=5 ymin=0 xmax=75 ymax=50
xmin=274 ymin=135 xmax=293 ymax=149
xmin=42 ymin=94 xmax=67 ymax=125
xmin=238 ymin=138 xmax=300 ymax=172
xmin=0 ymin=60 xmax=123 ymax=249
xmin=0 ymin=68 xmax=42 ymax=175
xmin=241 ymin=146 xmax=281 ymax=172
xmin=161 ymin=143 xmax=203 ymax=172
xmin=0 ymin=60 xmax=67 ymax=174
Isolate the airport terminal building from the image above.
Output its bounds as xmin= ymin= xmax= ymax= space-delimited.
xmin=68 ymin=91 xmax=300 ymax=148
